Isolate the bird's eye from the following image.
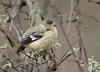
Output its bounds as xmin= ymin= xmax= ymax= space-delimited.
xmin=47 ymin=29 xmax=50 ymax=31
xmin=46 ymin=20 xmax=53 ymax=25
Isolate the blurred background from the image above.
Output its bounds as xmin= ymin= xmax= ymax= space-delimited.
xmin=0 ymin=0 xmax=100 ymax=72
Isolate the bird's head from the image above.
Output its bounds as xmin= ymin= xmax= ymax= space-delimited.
xmin=44 ymin=19 xmax=56 ymax=31
xmin=46 ymin=19 xmax=56 ymax=26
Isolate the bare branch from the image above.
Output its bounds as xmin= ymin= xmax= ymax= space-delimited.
xmin=0 ymin=28 xmax=15 ymax=47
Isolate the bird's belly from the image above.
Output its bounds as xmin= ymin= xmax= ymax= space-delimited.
xmin=26 ymin=35 xmax=55 ymax=52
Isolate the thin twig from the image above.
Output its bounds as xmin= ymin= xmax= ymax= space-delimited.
xmin=80 ymin=13 xmax=100 ymax=23
xmin=57 ymin=52 xmax=72 ymax=66
xmin=76 ymin=22 xmax=88 ymax=64
xmin=50 ymin=0 xmax=78 ymax=66
xmin=0 ymin=67 xmax=8 ymax=72
xmin=66 ymin=0 xmax=74 ymax=34
xmin=0 ymin=28 xmax=15 ymax=47
xmin=0 ymin=0 xmax=22 ymax=42
xmin=74 ymin=0 xmax=88 ymax=64
xmin=0 ymin=0 xmax=11 ymax=18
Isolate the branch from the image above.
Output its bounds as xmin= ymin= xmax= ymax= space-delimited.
xmin=29 ymin=0 xmax=50 ymax=26
xmin=0 ymin=0 xmax=23 ymax=42
xmin=0 ymin=28 xmax=15 ymax=47
xmin=0 ymin=67 xmax=8 ymax=72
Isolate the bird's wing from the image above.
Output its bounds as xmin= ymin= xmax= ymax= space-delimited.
xmin=17 ymin=32 xmax=44 ymax=54
xmin=26 ymin=30 xmax=58 ymax=52
xmin=21 ymin=34 xmax=43 ymax=45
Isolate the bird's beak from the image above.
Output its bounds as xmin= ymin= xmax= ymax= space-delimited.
xmin=52 ymin=23 xmax=56 ymax=26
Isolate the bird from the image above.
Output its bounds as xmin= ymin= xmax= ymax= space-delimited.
xmin=17 ymin=19 xmax=57 ymax=54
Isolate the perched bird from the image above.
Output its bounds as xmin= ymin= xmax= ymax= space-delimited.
xmin=17 ymin=20 xmax=57 ymax=54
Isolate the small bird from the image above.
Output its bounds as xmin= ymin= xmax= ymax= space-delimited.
xmin=17 ymin=19 xmax=57 ymax=54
